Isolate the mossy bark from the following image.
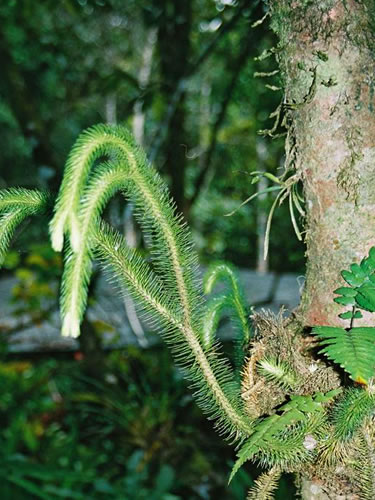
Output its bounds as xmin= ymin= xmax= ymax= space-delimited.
xmin=268 ymin=0 xmax=375 ymax=497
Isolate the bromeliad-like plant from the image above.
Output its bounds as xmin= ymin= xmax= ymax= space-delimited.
xmin=2 ymin=124 xmax=375 ymax=498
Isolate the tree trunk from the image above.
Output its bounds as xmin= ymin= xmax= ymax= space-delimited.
xmin=270 ymin=0 xmax=375 ymax=327
xmin=157 ymin=0 xmax=192 ymax=218
xmin=267 ymin=0 xmax=375 ymax=497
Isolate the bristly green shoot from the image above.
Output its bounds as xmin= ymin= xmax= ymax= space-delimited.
xmin=312 ymin=247 xmax=375 ymax=385
xmin=51 ymin=124 xmax=200 ymax=338
xmin=203 ymin=262 xmax=251 ymax=375
xmin=257 ymin=357 xmax=299 ymax=390
xmin=60 ymin=163 xmax=129 ymax=338
xmin=50 ymin=124 xmax=254 ymax=441
xmin=246 ymin=468 xmax=281 ymax=500
xmin=0 ymin=189 xmax=50 ymax=266
xmin=93 ymin=221 xmax=254 ymax=440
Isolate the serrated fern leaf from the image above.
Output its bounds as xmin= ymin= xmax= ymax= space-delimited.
xmin=0 ymin=189 xmax=50 ymax=267
xmin=229 ymin=390 xmax=340 ymax=482
xmin=93 ymin=221 xmax=255 ymax=440
xmin=247 ymin=467 xmax=281 ymax=500
xmin=312 ymin=326 xmax=375 ymax=384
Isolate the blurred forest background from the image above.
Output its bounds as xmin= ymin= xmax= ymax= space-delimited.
xmin=0 ymin=0 xmax=302 ymax=498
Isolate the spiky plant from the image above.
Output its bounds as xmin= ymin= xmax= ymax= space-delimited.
xmin=3 ymin=125 xmax=375 ymax=499
xmin=0 ymin=189 xmax=50 ymax=265
xmin=48 ymin=124 xmax=256 ymax=441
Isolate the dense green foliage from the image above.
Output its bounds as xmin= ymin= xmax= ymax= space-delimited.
xmin=3 ymin=122 xmax=375 ymax=499
xmin=0 ymin=345 xmax=256 ymax=499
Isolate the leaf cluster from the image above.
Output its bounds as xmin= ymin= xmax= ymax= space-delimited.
xmin=312 ymin=247 xmax=375 ymax=384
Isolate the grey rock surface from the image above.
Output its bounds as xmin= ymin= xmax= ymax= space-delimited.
xmin=0 ymin=269 xmax=302 ymax=352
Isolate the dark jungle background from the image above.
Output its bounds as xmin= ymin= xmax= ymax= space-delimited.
xmin=0 ymin=0 xmax=302 ymax=498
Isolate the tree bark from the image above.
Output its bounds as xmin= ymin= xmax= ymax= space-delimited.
xmin=269 ymin=0 xmax=375 ymax=327
xmin=267 ymin=0 xmax=375 ymax=497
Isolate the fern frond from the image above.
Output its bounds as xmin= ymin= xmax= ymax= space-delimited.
xmin=229 ymin=390 xmax=340 ymax=482
xmin=312 ymin=326 xmax=375 ymax=384
xmin=59 ymin=163 xmax=129 ymax=337
xmin=257 ymin=357 xmax=299 ymax=390
xmin=51 ymin=124 xmax=200 ymax=336
xmin=247 ymin=467 xmax=281 ymax=500
xmin=93 ymin=222 xmax=255 ymax=440
xmin=0 ymin=189 xmax=50 ymax=266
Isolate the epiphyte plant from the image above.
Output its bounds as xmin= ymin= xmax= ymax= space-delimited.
xmin=2 ymin=125 xmax=375 ymax=498
xmin=225 ymin=169 xmax=305 ymax=259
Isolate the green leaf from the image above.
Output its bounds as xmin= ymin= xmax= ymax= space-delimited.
xmin=360 ymin=257 xmax=373 ymax=274
xmin=341 ymin=270 xmax=364 ymax=287
xmin=338 ymin=310 xmax=363 ymax=320
xmin=350 ymin=263 xmax=366 ymax=279
xmin=313 ymin=326 xmax=375 ymax=384
xmin=338 ymin=311 xmax=353 ymax=320
xmin=356 ymin=286 xmax=375 ymax=312
xmin=368 ymin=247 xmax=375 ymax=266
xmin=334 ymin=296 xmax=355 ymax=306
xmin=333 ymin=287 xmax=357 ymax=297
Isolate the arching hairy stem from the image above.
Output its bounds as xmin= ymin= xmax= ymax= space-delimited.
xmin=0 ymin=189 xmax=50 ymax=266
xmin=50 ymin=125 xmax=199 ymax=334
xmin=60 ymin=163 xmax=129 ymax=337
xmin=93 ymin=222 xmax=254 ymax=439
xmin=50 ymin=124 xmax=254 ymax=441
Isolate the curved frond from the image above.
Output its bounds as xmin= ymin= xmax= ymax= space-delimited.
xmin=60 ymin=163 xmax=129 ymax=337
xmin=203 ymin=261 xmax=251 ymax=366
xmin=201 ymin=295 xmax=230 ymax=350
xmin=51 ymin=124 xmax=200 ymax=336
